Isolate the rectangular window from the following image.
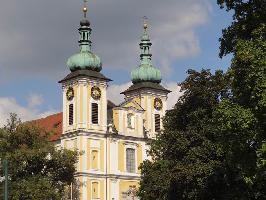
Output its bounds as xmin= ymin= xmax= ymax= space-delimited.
xmin=69 ymin=104 xmax=73 ymax=125
xmin=91 ymin=150 xmax=99 ymax=170
xmin=126 ymin=148 xmax=136 ymax=173
xmin=155 ymin=114 xmax=160 ymax=132
xmin=92 ymin=182 xmax=99 ymax=199
xmin=92 ymin=103 xmax=98 ymax=124
xmin=127 ymin=113 xmax=135 ymax=128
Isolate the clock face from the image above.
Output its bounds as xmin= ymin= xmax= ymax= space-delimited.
xmin=154 ymin=98 xmax=163 ymax=110
xmin=66 ymin=87 xmax=74 ymax=101
xmin=91 ymin=86 xmax=101 ymax=100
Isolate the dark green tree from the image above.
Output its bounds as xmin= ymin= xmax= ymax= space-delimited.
xmin=139 ymin=1 xmax=265 ymax=199
xmin=217 ymin=1 xmax=266 ymax=198
xmin=138 ymin=69 xmax=230 ymax=200
xmin=0 ymin=114 xmax=78 ymax=200
xmin=217 ymin=0 xmax=266 ymax=57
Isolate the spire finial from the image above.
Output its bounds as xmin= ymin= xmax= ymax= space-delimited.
xmin=143 ymin=16 xmax=148 ymax=30
xmin=83 ymin=0 xmax=88 ymax=18
xmin=130 ymin=18 xmax=161 ymax=84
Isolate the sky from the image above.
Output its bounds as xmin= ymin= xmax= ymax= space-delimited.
xmin=0 ymin=0 xmax=233 ymax=126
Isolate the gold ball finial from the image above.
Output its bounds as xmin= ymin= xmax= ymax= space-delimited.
xmin=143 ymin=16 xmax=148 ymax=30
xmin=82 ymin=0 xmax=88 ymax=18
xmin=143 ymin=22 xmax=148 ymax=29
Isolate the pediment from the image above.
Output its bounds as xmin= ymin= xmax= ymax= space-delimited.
xmin=119 ymin=99 xmax=144 ymax=111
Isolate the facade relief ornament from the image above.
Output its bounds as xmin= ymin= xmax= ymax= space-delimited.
xmin=66 ymin=87 xmax=74 ymax=101
xmin=91 ymin=86 xmax=101 ymax=100
xmin=154 ymin=98 xmax=163 ymax=110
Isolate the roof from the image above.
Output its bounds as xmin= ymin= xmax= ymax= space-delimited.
xmin=59 ymin=69 xmax=112 ymax=83
xmin=121 ymin=82 xmax=171 ymax=94
xmin=31 ymin=112 xmax=63 ymax=141
xmin=30 ymin=100 xmax=117 ymax=142
xmin=107 ymin=100 xmax=116 ymax=110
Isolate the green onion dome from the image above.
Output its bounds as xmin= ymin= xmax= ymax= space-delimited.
xmin=131 ymin=20 xmax=162 ymax=84
xmin=131 ymin=63 xmax=161 ymax=84
xmin=67 ymin=49 xmax=102 ymax=72
xmin=66 ymin=17 xmax=102 ymax=72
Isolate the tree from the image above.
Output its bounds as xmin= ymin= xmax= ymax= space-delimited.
xmin=0 ymin=114 xmax=78 ymax=200
xmin=217 ymin=0 xmax=266 ymax=57
xmin=217 ymin=1 xmax=266 ymax=198
xmin=138 ymin=69 xmax=230 ymax=200
xmin=139 ymin=1 xmax=265 ymax=199
xmin=252 ymin=143 xmax=266 ymax=199
xmin=208 ymin=100 xmax=258 ymax=199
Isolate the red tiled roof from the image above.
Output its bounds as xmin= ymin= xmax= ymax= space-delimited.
xmin=31 ymin=112 xmax=63 ymax=141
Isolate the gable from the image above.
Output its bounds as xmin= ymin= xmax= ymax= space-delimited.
xmin=119 ymin=99 xmax=144 ymax=111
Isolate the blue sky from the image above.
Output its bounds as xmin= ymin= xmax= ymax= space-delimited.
xmin=0 ymin=0 xmax=233 ymax=125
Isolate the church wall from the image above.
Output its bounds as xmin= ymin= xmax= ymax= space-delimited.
xmin=118 ymin=141 xmax=125 ymax=172
xmin=119 ymin=180 xmax=139 ymax=200
xmin=137 ymin=144 xmax=143 ymax=174
xmin=113 ymin=110 xmax=120 ymax=131
xmin=86 ymin=84 xmax=92 ymax=129
xmin=79 ymin=84 xmax=84 ymax=126
xmin=62 ymin=78 xmax=108 ymax=134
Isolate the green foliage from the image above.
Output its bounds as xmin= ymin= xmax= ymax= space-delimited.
xmin=230 ymin=35 xmax=266 ymax=137
xmin=139 ymin=70 xmax=229 ymax=200
xmin=217 ymin=0 xmax=266 ymax=57
xmin=139 ymin=1 xmax=266 ymax=199
xmin=0 ymin=114 xmax=78 ymax=200
xmin=209 ymin=100 xmax=258 ymax=199
xmin=251 ymin=142 xmax=266 ymax=199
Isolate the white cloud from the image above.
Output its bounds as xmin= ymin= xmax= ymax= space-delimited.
xmin=27 ymin=93 xmax=44 ymax=108
xmin=162 ymin=82 xmax=183 ymax=109
xmin=0 ymin=95 xmax=58 ymax=127
xmin=107 ymin=82 xmax=132 ymax=105
xmin=107 ymin=82 xmax=183 ymax=109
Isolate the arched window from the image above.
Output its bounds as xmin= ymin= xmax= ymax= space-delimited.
xmin=69 ymin=104 xmax=74 ymax=125
xmin=155 ymin=114 xmax=160 ymax=132
xmin=126 ymin=148 xmax=136 ymax=173
xmin=91 ymin=103 xmax=98 ymax=124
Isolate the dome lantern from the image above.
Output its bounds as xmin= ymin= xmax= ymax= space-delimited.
xmin=66 ymin=0 xmax=102 ymax=72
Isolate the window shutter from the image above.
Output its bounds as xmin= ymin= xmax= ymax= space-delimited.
xmin=155 ymin=114 xmax=160 ymax=132
xmin=69 ymin=104 xmax=74 ymax=125
xmin=92 ymin=103 xmax=99 ymax=124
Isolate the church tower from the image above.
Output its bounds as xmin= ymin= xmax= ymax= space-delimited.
xmin=59 ymin=3 xmax=111 ymax=135
xmin=57 ymin=3 xmax=170 ymax=198
xmin=122 ymin=19 xmax=171 ymax=138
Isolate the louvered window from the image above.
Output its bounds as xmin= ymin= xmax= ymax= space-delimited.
xmin=92 ymin=103 xmax=99 ymax=124
xmin=126 ymin=148 xmax=136 ymax=173
xmin=69 ymin=104 xmax=73 ymax=125
xmin=155 ymin=114 xmax=160 ymax=132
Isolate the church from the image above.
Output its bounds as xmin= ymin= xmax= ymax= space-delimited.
xmin=34 ymin=2 xmax=171 ymax=200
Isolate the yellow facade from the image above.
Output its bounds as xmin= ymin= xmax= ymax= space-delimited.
xmin=61 ymin=82 xmax=168 ymax=200
xmin=119 ymin=180 xmax=139 ymax=200
xmin=60 ymin=56 xmax=169 ymax=200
